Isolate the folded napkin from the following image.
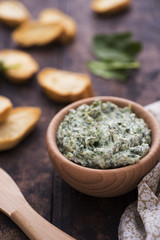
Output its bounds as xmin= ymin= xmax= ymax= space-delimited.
xmin=118 ymin=101 xmax=160 ymax=240
xmin=118 ymin=161 xmax=160 ymax=240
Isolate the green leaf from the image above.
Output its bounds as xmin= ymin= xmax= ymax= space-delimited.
xmin=93 ymin=47 xmax=131 ymax=62
xmin=93 ymin=32 xmax=142 ymax=62
xmin=88 ymin=31 xmax=142 ymax=82
xmin=87 ymin=61 xmax=140 ymax=70
xmin=93 ymin=32 xmax=132 ymax=49
xmin=123 ymin=41 xmax=142 ymax=58
xmin=87 ymin=62 xmax=128 ymax=81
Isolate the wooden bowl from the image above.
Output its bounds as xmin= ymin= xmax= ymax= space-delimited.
xmin=46 ymin=96 xmax=160 ymax=197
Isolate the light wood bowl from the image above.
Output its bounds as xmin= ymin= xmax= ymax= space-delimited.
xmin=46 ymin=96 xmax=160 ymax=197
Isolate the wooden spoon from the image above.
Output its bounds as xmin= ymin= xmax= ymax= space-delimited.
xmin=0 ymin=168 xmax=75 ymax=240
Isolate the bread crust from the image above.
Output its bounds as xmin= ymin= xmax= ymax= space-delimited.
xmin=12 ymin=21 xmax=63 ymax=47
xmin=0 ymin=96 xmax=12 ymax=124
xmin=37 ymin=68 xmax=94 ymax=103
xmin=39 ymin=8 xmax=77 ymax=43
xmin=91 ymin=0 xmax=131 ymax=14
xmin=0 ymin=107 xmax=41 ymax=151
xmin=0 ymin=49 xmax=39 ymax=82
xmin=0 ymin=1 xmax=30 ymax=27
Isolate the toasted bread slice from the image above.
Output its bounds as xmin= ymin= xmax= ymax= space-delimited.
xmin=0 ymin=1 xmax=30 ymax=27
xmin=0 ymin=96 xmax=12 ymax=124
xmin=0 ymin=49 xmax=39 ymax=83
xmin=38 ymin=68 xmax=94 ymax=102
xmin=0 ymin=107 xmax=41 ymax=151
xmin=91 ymin=0 xmax=131 ymax=14
xmin=12 ymin=21 xmax=63 ymax=47
xmin=38 ymin=9 xmax=77 ymax=43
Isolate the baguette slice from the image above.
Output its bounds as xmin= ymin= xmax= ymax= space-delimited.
xmin=0 ymin=107 xmax=41 ymax=151
xmin=38 ymin=68 xmax=94 ymax=103
xmin=0 ymin=1 xmax=30 ymax=27
xmin=0 ymin=49 xmax=39 ymax=83
xmin=0 ymin=96 xmax=12 ymax=124
xmin=38 ymin=9 xmax=77 ymax=43
xmin=12 ymin=21 xmax=63 ymax=47
xmin=91 ymin=0 xmax=131 ymax=14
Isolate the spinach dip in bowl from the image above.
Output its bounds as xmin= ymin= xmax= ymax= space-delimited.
xmin=57 ymin=100 xmax=151 ymax=169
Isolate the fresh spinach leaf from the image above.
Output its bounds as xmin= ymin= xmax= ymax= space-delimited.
xmin=87 ymin=62 xmax=128 ymax=81
xmin=93 ymin=32 xmax=142 ymax=62
xmin=88 ymin=32 xmax=142 ymax=81
xmin=93 ymin=32 xmax=132 ymax=49
xmin=123 ymin=41 xmax=142 ymax=58
xmin=87 ymin=61 xmax=140 ymax=70
xmin=93 ymin=47 xmax=131 ymax=62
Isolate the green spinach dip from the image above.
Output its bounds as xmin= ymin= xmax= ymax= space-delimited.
xmin=57 ymin=100 xmax=151 ymax=169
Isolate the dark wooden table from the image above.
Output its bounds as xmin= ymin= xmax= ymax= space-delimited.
xmin=0 ymin=0 xmax=160 ymax=239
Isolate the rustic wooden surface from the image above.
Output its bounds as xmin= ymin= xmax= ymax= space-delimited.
xmin=0 ymin=0 xmax=160 ymax=239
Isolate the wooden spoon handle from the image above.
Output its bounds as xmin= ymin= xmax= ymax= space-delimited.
xmin=11 ymin=203 xmax=75 ymax=240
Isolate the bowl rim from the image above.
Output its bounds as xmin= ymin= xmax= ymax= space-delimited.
xmin=47 ymin=96 xmax=160 ymax=173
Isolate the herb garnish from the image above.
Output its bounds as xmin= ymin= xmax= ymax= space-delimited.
xmin=87 ymin=32 xmax=142 ymax=81
xmin=0 ymin=61 xmax=20 ymax=71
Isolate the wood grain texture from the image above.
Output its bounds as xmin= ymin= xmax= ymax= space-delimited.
xmin=0 ymin=168 xmax=75 ymax=240
xmin=0 ymin=0 xmax=160 ymax=239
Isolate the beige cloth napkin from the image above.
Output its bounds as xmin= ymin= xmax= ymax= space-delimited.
xmin=118 ymin=101 xmax=160 ymax=240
